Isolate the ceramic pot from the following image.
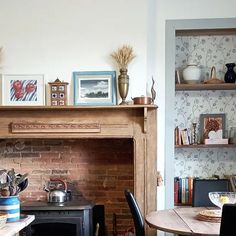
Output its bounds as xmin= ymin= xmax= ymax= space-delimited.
xmin=183 ymin=64 xmax=201 ymax=84
xmin=0 ymin=196 xmax=20 ymax=222
xmin=224 ymin=63 xmax=236 ymax=83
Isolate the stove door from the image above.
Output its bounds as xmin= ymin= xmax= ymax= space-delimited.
xmin=21 ymin=217 xmax=82 ymax=236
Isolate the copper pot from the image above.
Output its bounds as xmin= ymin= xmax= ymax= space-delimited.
xmin=132 ymin=77 xmax=156 ymax=105
xmin=132 ymin=96 xmax=153 ymax=105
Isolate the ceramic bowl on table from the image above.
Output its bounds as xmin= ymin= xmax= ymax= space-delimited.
xmin=208 ymin=192 xmax=236 ymax=209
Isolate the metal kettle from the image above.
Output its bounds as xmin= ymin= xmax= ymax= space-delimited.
xmin=44 ymin=179 xmax=67 ymax=203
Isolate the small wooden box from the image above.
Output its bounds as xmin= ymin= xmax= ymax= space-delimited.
xmin=48 ymin=78 xmax=69 ymax=106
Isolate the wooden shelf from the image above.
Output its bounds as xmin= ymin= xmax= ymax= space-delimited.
xmin=175 ymin=144 xmax=236 ymax=148
xmin=176 ymin=28 xmax=236 ymax=36
xmin=175 ymin=83 xmax=236 ymax=91
xmin=0 ymin=104 xmax=157 ymax=111
xmin=174 ymin=203 xmax=191 ymax=207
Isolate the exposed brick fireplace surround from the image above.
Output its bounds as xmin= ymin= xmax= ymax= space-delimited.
xmin=0 ymin=105 xmax=157 ymax=236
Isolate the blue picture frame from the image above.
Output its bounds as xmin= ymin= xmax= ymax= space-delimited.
xmin=73 ymin=71 xmax=117 ymax=106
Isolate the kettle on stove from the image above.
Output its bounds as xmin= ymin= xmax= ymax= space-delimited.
xmin=44 ymin=178 xmax=68 ymax=203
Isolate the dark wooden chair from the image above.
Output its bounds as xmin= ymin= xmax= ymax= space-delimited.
xmin=220 ymin=203 xmax=236 ymax=236
xmin=124 ymin=189 xmax=145 ymax=236
xmin=192 ymin=179 xmax=230 ymax=207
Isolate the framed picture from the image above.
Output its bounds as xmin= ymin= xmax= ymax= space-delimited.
xmin=73 ymin=71 xmax=117 ymax=105
xmin=199 ymin=113 xmax=226 ymax=143
xmin=1 ymin=74 xmax=44 ymax=106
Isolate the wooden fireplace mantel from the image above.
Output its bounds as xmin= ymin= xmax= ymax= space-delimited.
xmin=0 ymin=105 xmax=157 ymax=236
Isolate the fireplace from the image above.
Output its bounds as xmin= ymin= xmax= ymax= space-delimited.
xmin=0 ymin=105 xmax=157 ymax=236
xmin=20 ymin=199 xmax=104 ymax=236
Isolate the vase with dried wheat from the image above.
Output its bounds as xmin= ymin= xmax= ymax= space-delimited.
xmin=111 ymin=45 xmax=135 ymax=105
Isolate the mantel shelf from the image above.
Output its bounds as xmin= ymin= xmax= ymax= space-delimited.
xmin=175 ymin=83 xmax=236 ymax=91
xmin=0 ymin=104 xmax=157 ymax=111
xmin=175 ymin=144 xmax=236 ymax=148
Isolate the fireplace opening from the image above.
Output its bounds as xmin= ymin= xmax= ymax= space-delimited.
xmin=1 ymin=138 xmax=134 ymax=236
xmin=28 ymin=222 xmax=78 ymax=236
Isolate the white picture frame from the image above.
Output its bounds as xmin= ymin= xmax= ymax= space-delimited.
xmin=1 ymin=74 xmax=45 ymax=106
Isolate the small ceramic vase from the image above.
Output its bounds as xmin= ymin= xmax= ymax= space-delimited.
xmin=224 ymin=63 xmax=236 ymax=83
xmin=183 ymin=64 xmax=201 ymax=84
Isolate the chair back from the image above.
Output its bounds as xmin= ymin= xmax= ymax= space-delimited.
xmin=124 ymin=189 xmax=145 ymax=236
xmin=220 ymin=203 xmax=236 ymax=236
xmin=192 ymin=179 xmax=230 ymax=207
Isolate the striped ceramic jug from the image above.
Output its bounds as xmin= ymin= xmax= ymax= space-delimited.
xmin=0 ymin=196 xmax=20 ymax=222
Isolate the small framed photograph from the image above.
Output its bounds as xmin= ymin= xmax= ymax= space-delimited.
xmin=1 ymin=74 xmax=44 ymax=106
xmin=199 ymin=113 xmax=226 ymax=143
xmin=73 ymin=71 xmax=117 ymax=105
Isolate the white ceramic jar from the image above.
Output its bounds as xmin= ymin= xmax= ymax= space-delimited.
xmin=183 ymin=64 xmax=201 ymax=84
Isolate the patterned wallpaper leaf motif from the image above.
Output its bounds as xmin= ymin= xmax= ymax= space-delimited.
xmin=175 ymin=35 xmax=236 ymax=178
xmin=176 ymin=35 xmax=236 ymax=82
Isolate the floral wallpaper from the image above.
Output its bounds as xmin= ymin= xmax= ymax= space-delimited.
xmin=175 ymin=35 xmax=236 ymax=178
xmin=176 ymin=35 xmax=236 ymax=82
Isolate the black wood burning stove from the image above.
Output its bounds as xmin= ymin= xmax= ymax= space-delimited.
xmin=20 ymin=199 xmax=96 ymax=236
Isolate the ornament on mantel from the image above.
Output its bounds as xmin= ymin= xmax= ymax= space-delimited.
xmin=110 ymin=45 xmax=136 ymax=105
xmin=48 ymin=78 xmax=69 ymax=106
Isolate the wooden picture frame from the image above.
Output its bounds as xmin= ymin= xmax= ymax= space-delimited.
xmin=199 ymin=113 xmax=226 ymax=144
xmin=1 ymin=74 xmax=45 ymax=106
xmin=73 ymin=71 xmax=117 ymax=106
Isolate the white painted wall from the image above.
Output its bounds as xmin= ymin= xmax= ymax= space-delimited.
xmin=0 ymin=0 xmax=148 ymax=104
xmin=155 ymin=0 xmax=236 ymax=211
xmin=2 ymin=0 xmax=236 ymax=217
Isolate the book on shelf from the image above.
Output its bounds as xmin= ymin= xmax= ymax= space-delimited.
xmin=175 ymin=127 xmax=193 ymax=145
xmin=175 ymin=126 xmax=181 ymax=145
xmin=180 ymin=129 xmax=190 ymax=145
xmin=181 ymin=178 xmax=185 ymax=204
xmin=174 ymin=176 xmax=194 ymax=205
xmin=188 ymin=177 xmax=193 ymax=205
xmin=174 ymin=177 xmax=179 ymax=204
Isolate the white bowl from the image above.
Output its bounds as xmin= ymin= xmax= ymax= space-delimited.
xmin=208 ymin=192 xmax=236 ymax=209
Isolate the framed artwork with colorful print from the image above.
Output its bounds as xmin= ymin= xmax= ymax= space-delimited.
xmin=1 ymin=74 xmax=45 ymax=106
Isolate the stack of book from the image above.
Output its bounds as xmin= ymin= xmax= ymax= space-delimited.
xmin=174 ymin=176 xmax=194 ymax=205
xmin=175 ymin=127 xmax=191 ymax=145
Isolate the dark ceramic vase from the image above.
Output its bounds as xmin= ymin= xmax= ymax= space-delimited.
xmin=224 ymin=63 xmax=236 ymax=83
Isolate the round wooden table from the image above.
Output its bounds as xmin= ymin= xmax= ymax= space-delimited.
xmin=145 ymin=207 xmax=220 ymax=236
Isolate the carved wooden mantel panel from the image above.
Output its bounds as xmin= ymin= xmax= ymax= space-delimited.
xmin=11 ymin=122 xmax=101 ymax=133
xmin=0 ymin=105 xmax=157 ymax=236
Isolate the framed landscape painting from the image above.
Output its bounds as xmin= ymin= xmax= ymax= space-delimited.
xmin=73 ymin=71 xmax=117 ymax=106
xmin=2 ymin=74 xmax=44 ymax=106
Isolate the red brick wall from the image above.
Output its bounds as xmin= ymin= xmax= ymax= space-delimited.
xmin=0 ymin=139 xmax=134 ymax=236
